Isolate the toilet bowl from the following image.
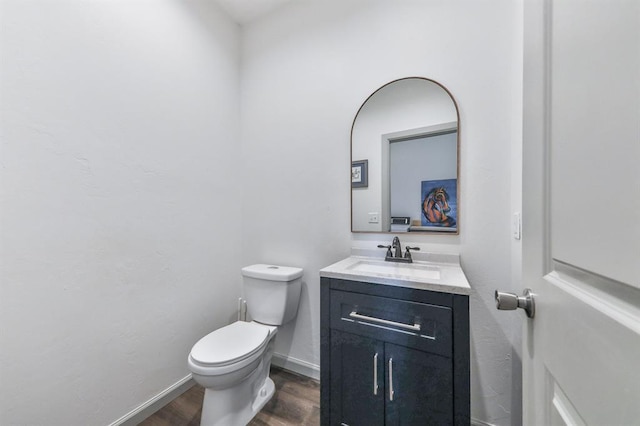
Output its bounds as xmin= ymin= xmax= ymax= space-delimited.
xmin=187 ymin=264 xmax=303 ymax=426
xmin=188 ymin=321 xmax=277 ymax=425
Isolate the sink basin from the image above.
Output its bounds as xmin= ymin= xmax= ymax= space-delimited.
xmin=345 ymin=259 xmax=441 ymax=280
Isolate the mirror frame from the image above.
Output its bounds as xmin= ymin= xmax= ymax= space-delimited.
xmin=350 ymin=77 xmax=461 ymax=234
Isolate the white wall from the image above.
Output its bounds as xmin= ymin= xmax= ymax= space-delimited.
xmin=241 ymin=1 xmax=523 ymax=425
xmin=0 ymin=1 xmax=242 ymax=424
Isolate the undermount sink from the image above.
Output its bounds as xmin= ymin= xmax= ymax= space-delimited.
xmin=345 ymin=259 xmax=441 ymax=280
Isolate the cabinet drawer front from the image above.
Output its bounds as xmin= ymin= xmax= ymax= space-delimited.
xmin=330 ymin=290 xmax=452 ymax=357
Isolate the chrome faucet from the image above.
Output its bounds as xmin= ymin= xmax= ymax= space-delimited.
xmin=378 ymin=236 xmax=420 ymax=263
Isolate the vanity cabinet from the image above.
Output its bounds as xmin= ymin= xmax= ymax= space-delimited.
xmin=320 ymin=278 xmax=469 ymax=425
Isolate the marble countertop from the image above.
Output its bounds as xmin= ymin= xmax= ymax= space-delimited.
xmin=320 ymin=253 xmax=472 ymax=296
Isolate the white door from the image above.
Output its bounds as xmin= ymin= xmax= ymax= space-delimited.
xmin=521 ymin=0 xmax=640 ymax=425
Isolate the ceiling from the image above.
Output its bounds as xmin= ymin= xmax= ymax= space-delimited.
xmin=214 ymin=0 xmax=293 ymax=24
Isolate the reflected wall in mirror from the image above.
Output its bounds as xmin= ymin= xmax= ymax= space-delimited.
xmin=351 ymin=77 xmax=460 ymax=233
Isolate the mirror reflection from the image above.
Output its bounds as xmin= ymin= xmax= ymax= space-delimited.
xmin=351 ymin=77 xmax=459 ymax=233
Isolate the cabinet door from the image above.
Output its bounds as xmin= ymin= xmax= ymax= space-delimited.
xmin=330 ymin=330 xmax=385 ymax=426
xmin=385 ymin=343 xmax=453 ymax=425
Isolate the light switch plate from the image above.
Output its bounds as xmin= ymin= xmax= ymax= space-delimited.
xmin=368 ymin=212 xmax=379 ymax=223
xmin=513 ymin=212 xmax=521 ymax=240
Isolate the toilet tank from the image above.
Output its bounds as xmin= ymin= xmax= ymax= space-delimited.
xmin=242 ymin=264 xmax=303 ymax=326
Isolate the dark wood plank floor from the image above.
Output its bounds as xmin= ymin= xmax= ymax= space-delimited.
xmin=139 ymin=368 xmax=320 ymax=426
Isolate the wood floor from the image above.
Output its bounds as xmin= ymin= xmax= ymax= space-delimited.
xmin=139 ymin=368 xmax=320 ymax=426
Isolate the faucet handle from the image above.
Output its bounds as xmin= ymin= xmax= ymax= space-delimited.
xmin=377 ymin=244 xmax=393 ymax=258
xmin=404 ymin=246 xmax=420 ymax=259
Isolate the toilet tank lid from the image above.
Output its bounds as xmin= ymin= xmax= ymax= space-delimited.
xmin=242 ymin=264 xmax=303 ymax=281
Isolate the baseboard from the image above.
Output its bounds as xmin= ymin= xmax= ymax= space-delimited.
xmin=272 ymin=352 xmax=320 ymax=381
xmin=471 ymin=418 xmax=498 ymax=426
xmin=108 ymin=374 xmax=195 ymax=426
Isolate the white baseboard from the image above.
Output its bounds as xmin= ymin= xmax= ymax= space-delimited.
xmin=272 ymin=352 xmax=320 ymax=381
xmin=471 ymin=418 xmax=498 ymax=426
xmin=108 ymin=374 xmax=195 ymax=426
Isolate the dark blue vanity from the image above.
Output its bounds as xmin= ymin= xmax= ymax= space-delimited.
xmin=320 ymin=255 xmax=470 ymax=425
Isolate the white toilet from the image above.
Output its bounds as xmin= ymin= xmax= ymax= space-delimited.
xmin=187 ymin=264 xmax=303 ymax=426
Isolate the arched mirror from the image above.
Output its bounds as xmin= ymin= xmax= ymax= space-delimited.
xmin=351 ymin=77 xmax=460 ymax=233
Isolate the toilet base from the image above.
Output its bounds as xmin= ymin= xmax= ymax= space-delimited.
xmin=199 ymin=368 xmax=275 ymax=426
xmin=251 ymin=377 xmax=275 ymax=414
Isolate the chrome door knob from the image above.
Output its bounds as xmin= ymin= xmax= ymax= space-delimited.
xmin=495 ymin=288 xmax=535 ymax=318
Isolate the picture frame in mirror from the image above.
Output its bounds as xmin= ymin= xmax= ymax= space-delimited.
xmin=351 ymin=159 xmax=368 ymax=188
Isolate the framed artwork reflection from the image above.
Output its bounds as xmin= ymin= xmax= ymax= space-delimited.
xmin=351 ymin=160 xmax=368 ymax=188
xmin=420 ymin=178 xmax=457 ymax=231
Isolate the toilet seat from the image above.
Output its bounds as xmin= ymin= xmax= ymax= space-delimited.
xmin=188 ymin=321 xmax=273 ymax=376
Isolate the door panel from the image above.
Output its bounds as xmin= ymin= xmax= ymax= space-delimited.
xmin=523 ymin=0 xmax=640 ymax=424
xmin=549 ymin=0 xmax=640 ymax=287
xmin=548 ymin=376 xmax=586 ymax=426
xmin=535 ymin=266 xmax=640 ymax=425
xmin=385 ymin=343 xmax=453 ymax=425
xmin=330 ymin=330 xmax=384 ymax=426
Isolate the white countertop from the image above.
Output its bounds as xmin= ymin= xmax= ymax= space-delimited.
xmin=320 ymin=254 xmax=472 ymax=296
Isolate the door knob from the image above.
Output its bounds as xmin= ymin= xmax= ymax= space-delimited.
xmin=494 ymin=288 xmax=535 ymax=318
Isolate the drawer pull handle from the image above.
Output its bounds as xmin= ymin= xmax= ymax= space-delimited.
xmin=349 ymin=311 xmax=421 ymax=332
xmin=373 ymin=353 xmax=379 ymax=395
xmin=389 ymin=357 xmax=394 ymax=401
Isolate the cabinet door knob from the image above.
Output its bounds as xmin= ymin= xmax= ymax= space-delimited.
xmin=494 ymin=288 xmax=535 ymax=318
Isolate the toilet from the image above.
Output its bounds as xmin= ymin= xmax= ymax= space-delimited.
xmin=187 ymin=264 xmax=303 ymax=426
